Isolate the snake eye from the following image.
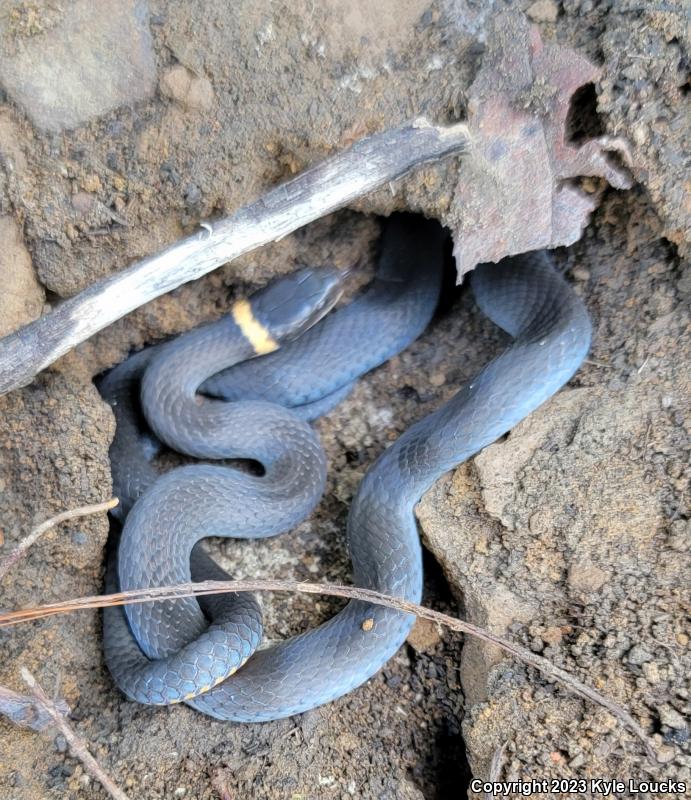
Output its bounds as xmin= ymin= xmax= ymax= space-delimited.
xmin=252 ymin=266 xmax=344 ymax=341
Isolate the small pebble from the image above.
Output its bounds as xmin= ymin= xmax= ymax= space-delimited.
xmin=633 ymin=125 xmax=647 ymax=146
xmin=160 ymin=65 xmax=214 ymax=112
xmin=384 ymin=673 xmax=401 ymax=688
xmin=72 ymin=531 xmax=88 ymax=546
xmin=541 ymin=626 xmax=563 ymax=646
xmin=71 ymin=191 xmax=95 ymax=214
xmin=626 ymin=644 xmax=653 ymax=665
xmin=406 ymin=617 xmax=442 ymax=653
xmin=642 ymin=661 xmax=660 ymax=684
xmin=81 ymin=174 xmax=102 ymax=193
xmin=655 ymin=744 xmax=678 ymax=764
xmin=526 ymin=0 xmax=558 ymax=23
xmin=184 ymin=183 xmax=202 ymax=207
xmin=666 ymin=726 xmax=689 ymax=745
xmin=659 ymin=704 xmax=686 ymax=730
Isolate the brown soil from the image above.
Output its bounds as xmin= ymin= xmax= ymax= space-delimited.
xmin=0 ymin=2 xmax=688 ymax=799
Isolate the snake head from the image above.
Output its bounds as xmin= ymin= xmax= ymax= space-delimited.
xmin=252 ymin=266 xmax=344 ymax=342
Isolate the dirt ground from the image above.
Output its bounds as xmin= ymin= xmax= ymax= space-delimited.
xmin=0 ymin=2 xmax=688 ymax=799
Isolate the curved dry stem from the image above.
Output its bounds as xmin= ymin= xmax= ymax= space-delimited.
xmin=19 ymin=668 xmax=129 ymax=800
xmin=0 ymin=498 xmax=118 ymax=582
xmin=0 ymin=578 xmax=656 ymax=762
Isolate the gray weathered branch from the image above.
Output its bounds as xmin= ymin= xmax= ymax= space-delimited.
xmin=0 ymin=118 xmax=469 ymax=396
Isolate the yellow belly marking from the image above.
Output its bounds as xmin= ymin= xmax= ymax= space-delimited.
xmin=232 ymin=299 xmax=279 ymax=355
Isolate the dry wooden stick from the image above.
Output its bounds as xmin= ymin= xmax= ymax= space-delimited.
xmin=0 ymin=498 xmax=118 ymax=582
xmin=0 ymin=578 xmax=657 ymax=761
xmin=0 ymin=118 xmax=470 ymax=396
xmin=0 ymin=684 xmax=69 ymax=732
xmin=19 ymin=668 xmax=129 ymax=800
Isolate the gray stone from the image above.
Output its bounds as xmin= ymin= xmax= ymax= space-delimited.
xmin=526 ymin=0 xmax=559 ymax=23
xmin=627 ymin=645 xmax=653 ymax=666
xmin=0 ymin=0 xmax=156 ymax=132
xmin=659 ymin=705 xmax=686 ymax=731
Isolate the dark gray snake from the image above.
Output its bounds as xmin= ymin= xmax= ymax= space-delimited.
xmin=100 ymin=214 xmax=591 ymax=721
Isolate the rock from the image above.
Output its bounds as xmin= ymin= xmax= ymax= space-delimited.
xmin=459 ymin=583 xmax=538 ymax=706
xmin=0 ymin=109 xmax=28 ymax=174
xmin=160 ymin=65 xmax=214 ymax=112
xmin=659 ymin=705 xmax=686 ymax=731
xmin=473 ymin=389 xmax=591 ymax=530
xmin=0 ymin=215 xmax=45 ymax=337
xmin=627 ymin=645 xmax=653 ymax=666
xmin=81 ymin=174 xmax=102 ymax=193
xmin=567 ymin=558 xmax=608 ymax=595
xmin=541 ymin=626 xmax=563 ymax=646
xmin=526 ymin=0 xmax=559 ymax=24
xmin=667 ymin=519 xmax=690 ymax=552
xmin=406 ymin=617 xmax=442 ymax=653
xmin=572 ymin=267 xmax=591 ymax=281
xmin=71 ymin=191 xmax=97 ymax=215
xmin=418 ymin=341 xmax=687 ymax=779
xmin=642 ymin=661 xmax=661 ymax=684
xmin=0 ymin=0 xmax=156 ymax=132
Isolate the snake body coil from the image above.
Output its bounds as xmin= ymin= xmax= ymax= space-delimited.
xmin=101 ymin=215 xmax=591 ymax=720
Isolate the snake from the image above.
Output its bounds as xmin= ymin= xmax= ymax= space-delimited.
xmin=100 ymin=213 xmax=591 ymax=721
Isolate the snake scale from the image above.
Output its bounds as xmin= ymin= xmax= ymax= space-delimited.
xmin=100 ymin=213 xmax=591 ymax=721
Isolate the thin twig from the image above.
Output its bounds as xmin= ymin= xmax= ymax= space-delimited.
xmin=19 ymin=668 xmax=129 ymax=800
xmin=0 ymin=118 xmax=470 ymax=396
xmin=0 ymin=578 xmax=657 ymax=761
xmin=0 ymin=498 xmax=118 ymax=582
xmin=486 ymin=741 xmax=508 ymax=800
